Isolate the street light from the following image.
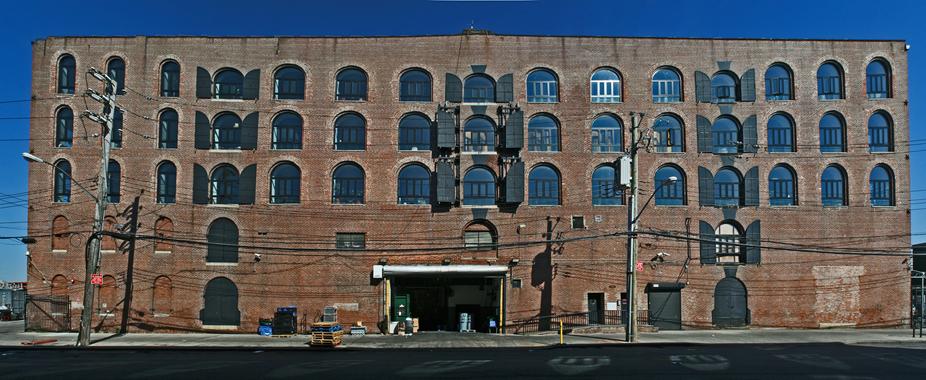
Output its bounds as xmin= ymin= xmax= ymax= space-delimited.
xmin=632 ymin=176 xmax=678 ymax=225
xmin=22 ymin=152 xmax=98 ymax=201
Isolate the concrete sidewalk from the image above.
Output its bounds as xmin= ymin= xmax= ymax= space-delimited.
xmin=2 ymin=320 xmax=924 ymax=349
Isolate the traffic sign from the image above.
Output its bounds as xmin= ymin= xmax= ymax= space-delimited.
xmin=90 ymin=274 xmax=103 ymax=285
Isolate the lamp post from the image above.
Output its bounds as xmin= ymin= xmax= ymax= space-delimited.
xmin=22 ymin=153 xmax=98 ymax=201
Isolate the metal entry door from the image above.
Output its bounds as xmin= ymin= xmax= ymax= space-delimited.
xmin=200 ymin=277 xmax=240 ymax=326
xmin=712 ymin=277 xmax=748 ymax=328
xmin=647 ymin=288 xmax=682 ymax=330
xmin=587 ymin=293 xmax=604 ymax=324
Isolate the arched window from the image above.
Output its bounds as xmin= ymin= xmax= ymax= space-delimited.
xmin=274 ymin=65 xmax=305 ymax=100
xmin=212 ymin=112 xmax=241 ymax=150
xmin=592 ymin=114 xmax=622 ymax=153
xmin=158 ymin=109 xmax=178 ymax=149
xmin=210 ymin=165 xmax=239 ymax=204
xmin=819 ymin=112 xmax=846 ymax=153
xmin=51 ymin=275 xmax=69 ymax=297
xmin=398 ymin=113 xmax=431 ymax=151
xmin=463 ymin=167 xmax=496 ymax=206
xmin=53 ymin=160 xmax=71 ymax=203
xmin=527 ymin=69 xmax=558 ymax=103
xmin=106 ymin=57 xmax=126 ymax=95
xmin=652 ymin=67 xmax=682 ymax=103
xmin=397 ymin=164 xmax=431 ymax=205
xmin=765 ymin=63 xmax=793 ymax=100
xmin=529 ymin=165 xmax=560 ymax=206
xmin=591 ymin=68 xmax=621 ymax=103
xmin=653 ymin=114 xmax=683 ymax=152
xmin=336 ymin=67 xmax=367 ymax=101
xmin=868 ymin=111 xmax=893 ymax=152
xmin=99 ymin=275 xmax=117 ymax=314
xmin=655 ymin=165 xmax=685 ymax=206
xmin=817 ymin=62 xmax=844 ymax=100
xmin=110 ymin=108 xmax=123 ymax=148
xmin=57 ymin=55 xmax=76 ymax=94
xmin=52 ymin=216 xmax=70 ymax=251
xmin=767 ymin=113 xmax=795 ymax=153
xmin=156 ymin=161 xmax=176 ymax=204
xmin=768 ymin=164 xmax=797 ymax=206
xmin=201 ymin=277 xmax=240 ymax=325
xmin=870 ymin=164 xmax=894 ymax=206
xmin=821 ymin=165 xmax=847 ymax=207
xmin=400 ymin=69 xmax=432 ymax=102
xmin=464 ymin=220 xmax=497 ymax=250
xmin=715 ymin=222 xmax=745 ymax=263
xmin=102 ymin=216 xmax=117 ymax=251
xmin=592 ymin=165 xmax=623 ymax=206
xmin=214 ymin=68 xmax=243 ymax=99
xmin=463 ymin=117 xmax=495 ymax=153
xmin=528 ymin=114 xmax=559 ymax=152
xmin=866 ymin=59 xmax=891 ymax=99
xmin=55 ymin=106 xmax=73 ymax=148
xmin=154 ymin=217 xmax=173 ymax=253
xmin=271 ymin=111 xmax=303 ymax=150
xmin=270 ymin=162 xmax=301 ymax=204
xmin=152 ymin=276 xmax=172 ymax=316
xmin=207 ymin=218 xmax=238 ymax=263
xmin=711 ymin=72 xmax=737 ymax=103
xmin=712 ymin=116 xmax=741 ymax=154
xmin=464 ymin=74 xmax=495 ymax=103
xmin=106 ymin=160 xmax=120 ymax=203
xmin=333 ymin=112 xmax=366 ymax=150
xmin=332 ymin=163 xmax=365 ymax=204
xmin=714 ymin=167 xmax=742 ymax=206
xmin=160 ymin=60 xmax=180 ymax=97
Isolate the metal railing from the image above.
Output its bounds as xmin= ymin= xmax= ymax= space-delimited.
xmin=509 ymin=310 xmax=646 ymax=334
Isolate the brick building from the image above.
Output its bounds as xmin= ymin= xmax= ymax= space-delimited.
xmin=25 ymin=33 xmax=910 ymax=333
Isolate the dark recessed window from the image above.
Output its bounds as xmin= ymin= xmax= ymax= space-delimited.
xmin=270 ymin=162 xmax=300 ymax=204
xmin=398 ymin=113 xmax=431 ymax=151
xmin=711 ymin=72 xmax=737 ymax=103
xmin=712 ymin=116 xmax=740 ymax=154
xmin=464 ymin=74 xmax=495 ymax=103
xmin=592 ymin=165 xmax=622 ymax=206
xmin=767 ymin=113 xmax=794 ymax=153
xmin=526 ymin=69 xmax=558 ymax=103
xmin=212 ymin=113 xmax=241 ymax=150
xmin=274 ymin=66 xmax=305 ymax=100
xmin=110 ymin=108 xmax=123 ymax=149
xmin=207 ymin=218 xmax=238 ymax=263
xmin=107 ymin=57 xmax=126 ymax=95
xmin=160 ymin=61 xmax=180 ymax=97
xmin=652 ymin=67 xmax=681 ymax=103
xmin=821 ymin=165 xmax=847 ymax=207
xmin=463 ymin=167 xmax=496 ymax=206
xmin=653 ymin=114 xmax=683 ymax=152
xmin=464 ymin=221 xmax=496 ymax=250
xmin=870 ymin=164 xmax=894 ymax=207
xmin=157 ymin=161 xmax=177 ymax=204
xmin=868 ymin=111 xmax=893 ymax=153
xmin=817 ymin=62 xmax=844 ymax=100
xmin=819 ymin=112 xmax=846 ymax=153
xmin=336 ymin=67 xmax=367 ymax=101
xmin=768 ymin=165 xmax=796 ymax=206
xmin=591 ymin=68 xmax=621 ymax=103
xmin=210 ymin=165 xmax=239 ymax=204
xmin=713 ymin=168 xmax=742 ymax=207
xmin=55 ymin=106 xmax=73 ymax=148
xmin=655 ymin=165 xmax=685 ymax=206
xmin=214 ymin=69 xmax=244 ymax=99
xmin=463 ymin=117 xmax=495 ymax=153
xmin=591 ymin=114 xmax=622 ymax=153
xmin=106 ymin=160 xmax=121 ymax=203
xmin=332 ymin=163 xmax=365 ymax=204
xmin=58 ymin=55 xmax=76 ymax=94
xmin=400 ymin=69 xmax=432 ymax=102
xmin=397 ymin=164 xmax=431 ymax=205
xmin=528 ymin=165 xmax=560 ymax=206
xmin=336 ymin=233 xmax=366 ymax=250
xmin=271 ymin=111 xmax=303 ymax=150
xmin=866 ymin=59 xmax=891 ymax=99
xmin=159 ymin=109 xmax=178 ymax=149
xmin=334 ymin=112 xmax=366 ymax=150
xmin=765 ymin=63 xmax=792 ymax=100
xmin=54 ymin=160 xmax=71 ymax=203
xmin=527 ymin=114 xmax=559 ymax=152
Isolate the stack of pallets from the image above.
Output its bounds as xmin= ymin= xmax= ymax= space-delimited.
xmin=309 ymin=322 xmax=343 ymax=347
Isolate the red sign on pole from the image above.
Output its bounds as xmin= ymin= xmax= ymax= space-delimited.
xmin=635 ymin=262 xmax=645 ymax=272
xmin=90 ymin=274 xmax=103 ymax=285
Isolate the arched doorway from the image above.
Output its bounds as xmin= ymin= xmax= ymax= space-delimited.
xmin=712 ymin=277 xmax=749 ymax=327
xmin=200 ymin=277 xmax=240 ymax=326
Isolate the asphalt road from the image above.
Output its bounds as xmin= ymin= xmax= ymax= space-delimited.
xmin=1 ymin=343 xmax=925 ymax=379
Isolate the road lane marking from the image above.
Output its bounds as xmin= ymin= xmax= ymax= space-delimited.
xmin=397 ymin=360 xmax=491 ymax=377
xmin=670 ymin=354 xmax=730 ymax=371
xmin=775 ymin=354 xmax=850 ymax=370
xmin=267 ymin=360 xmax=371 ymax=378
xmin=547 ymin=356 xmax=611 ymax=376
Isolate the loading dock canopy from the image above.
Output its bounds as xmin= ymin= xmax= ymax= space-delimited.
xmin=374 ymin=265 xmax=509 ymax=278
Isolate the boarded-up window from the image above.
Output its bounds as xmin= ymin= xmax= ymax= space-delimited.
xmin=102 ymin=216 xmax=117 ymax=251
xmin=152 ymin=276 xmax=172 ymax=315
xmin=52 ymin=216 xmax=69 ymax=251
xmin=155 ymin=217 xmax=174 ymax=253
xmin=51 ymin=275 xmax=69 ymax=297
xmin=99 ymin=275 xmax=118 ymax=314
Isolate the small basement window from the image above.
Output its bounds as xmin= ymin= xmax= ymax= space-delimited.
xmin=571 ymin=216 xmax=586 ymax=229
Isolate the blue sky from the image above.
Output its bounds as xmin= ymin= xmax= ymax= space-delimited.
xmin=0 ymin=0 xmax=923 ymax=281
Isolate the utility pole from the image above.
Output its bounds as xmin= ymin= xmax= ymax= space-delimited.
xmin=77 ymin=67 xmax=118 ymax=347
xmin=119 ymin=196 xmax=140 ymax=335
xmin=625 ymin=112 xmax=642 ymax=343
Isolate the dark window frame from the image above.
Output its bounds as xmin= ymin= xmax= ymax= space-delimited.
xmin=273 ymin=65 xmax=306 ymax=100
xmin=869 ymin=164 xmax=894 ymax=207
xmin=868 ymin=111 xmax=893 ymax=153
xmin=819 ymin=112 xmax=846 ymax=153
xmin=591 ymin=114 xmax=623 ymax=153
xmin=271 ymin=111 xmax=303 ymax=150
xmin=55 ymin=106 xmax=74 ymax=148
xmin=463 ymin=116 xmax=496 ymax=153
xmin=462 ymin=167 xmax=496 ymax=206
xmin=866 ymin=59 xmax=891 ymax=99
xmin=817 ymin=61 xmax=844 ymax=100
xmin=335 ymin=67 xmax=368 ymax=101
xmin=398 ymin=113 xmax=431 ymax=151
xmin=590 ymin=67 xmax=622 ymax=103
xmin=106 ymin=57 xmax=126 ymax=95
xmin=592 ymin=165 xmax=623 ymax=206
xmin=156 ymin=161 xmax=177 ymax=204
xmin=528 ymin=165 xmax=561 ymax=206
xmin=270 ymin=162 xmax=301 ymax=204
xmin=399 ymin=68 xmax=433 ymax=102
xmin=212 ymin=112 xmax=242 ymax=150
xmin=655 ymin=165 xmax=685 ymax=206
xmin=463 ymin=74 xmax=496 ymax=103
xmin=106 ymin=160 xmax=121 ymax=203
xmin=653 ymin=114 xmax=684 ymax=153
xmin=765 ymin=63 xmax=793 ymax=101
xmin=333 ymin=112 xmax=366 ymax=151
xmin=768 ymin=164 xmax=797 ymax=206
xmin=54 ymin=160 xmax=71 ymax=203
xmin=713 ymin=167 xmax=743 ymax=207
xmin=160 ymin=60 xmax=180 ymax=98
xmin=213 ymin=68 xmax=244 ymax=100
xmin=158 ymin=108 xmax=178 ymax=149
xmin=711 ymin=71 xmax=738 ymax=103
xmin=332 ymin=163 xmax=365 ymax=204
xmin=652 ymin=67 xmax=682 ymax=103
xmin=210 ymin=165 xmax=240 ymax=205
xmin=397 ymin=164 xmax=431 ymax=205
xmin=58 ymin=55 xmax=76 ymax=95
xmin=336 ymin=232 xmax=366 ymax=250
xmin=712 ymin=116 xmax=741 ymax=154
xmin=821 ymin=165 xmax=848 ymax=207
xmin=526 ymin=68 xmax=559 ymax=103
xmin=767 ymin=113 xmax=795 ymax=153
xmin=527 ymin=114 xmax=560 ymax=152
